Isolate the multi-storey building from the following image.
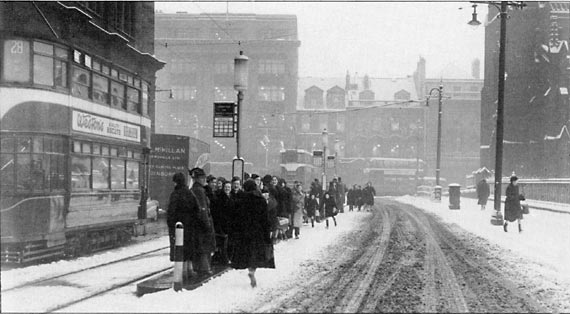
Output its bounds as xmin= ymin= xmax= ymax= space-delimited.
xmin=416 ymin=57 xmax=484 ymax=185
xmin=481 ymin=2 xmax=569 ymax=178
xmin=154 ymin=12 xmax=300 ymax=175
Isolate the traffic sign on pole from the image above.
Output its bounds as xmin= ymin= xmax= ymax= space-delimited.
xmin=213 ymin=102 xmax=236 ymax=138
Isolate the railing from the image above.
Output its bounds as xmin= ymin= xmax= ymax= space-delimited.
xmin=496 ymin=179 xmax=570 ymax=204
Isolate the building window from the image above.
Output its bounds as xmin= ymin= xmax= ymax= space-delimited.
xmin=214 ymin=61 xmax=233 ymax=74
xmin=113 ymin=2 xmax=135 ymax=37
xmin=258 ymin=86 xmax=285 ymax=101
xmin=141 ymin=82 xmax=149 ymax=115
xmin=453 ymin=86 xmax=462 ymax=92
xmin=214 ymin=86 xmax=235 ymax=101
xmin=258 ymin=60 xmax=285 ymax=74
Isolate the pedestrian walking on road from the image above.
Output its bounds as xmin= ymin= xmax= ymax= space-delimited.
xmin=167 ymin=172 xmax=197 ymax=278
xmin=291 ymin=181 xmax=305 ymax=239
xmin=355 ymin=185 xmax=363 ymax=211
xmin=504 ymin=175 xmax=525 ymax=233
xmin=322 ymin=192 xmax=338 ymax=228
xmin=347 ymin=184 xmax=356 ymax=211
xmin=306 ymin=193 xmax=319 ymax=227
xmin=363 ymin=182 xmax=376 ymax=211
xmin=476 ymin=178 xmax=490 ymax=210
xmin=231 ymin=179 xmax=275 ymax=288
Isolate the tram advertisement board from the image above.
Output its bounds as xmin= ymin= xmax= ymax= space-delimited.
xmin=149 ymin=134 xmax=190 ymax=210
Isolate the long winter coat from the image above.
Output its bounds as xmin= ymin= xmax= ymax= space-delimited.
xmin=504 ymin=183 xmax=522 ymax=222
xmin=211 ymin=189 xmax=234 ymax=236
xmin=354 ymin=188 xmax=363 ymax=206
xmin=322 ymin=195 xmax=337 ymax=218
xmin=363 ymin=186 xmax=376 ymax=206
xmin=266 ymin=186 xmax=279 ymax=230
xmin=338 ymin=182 xmax=347 ymax=205
xmin=190 ymin=182 xmax=216 ymax=255
xmin=346 ymin=188 xmax=354 ymax=206
xmin=329 ymin=183 xmax=341 ymax=209
xmin=306 ymin=198 xmax=319 ymax=217
xmin=231 ymin=190 xmax=275 ymax=269
xmin=476 ymin=180 xmax=490 ymax=206
xmin=291 ymin=189 xmax=305 ymax=228
xmin=167 ymin=184 xmax=198 ymax=261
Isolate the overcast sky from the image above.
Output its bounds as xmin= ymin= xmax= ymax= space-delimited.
xmin=155 ymin=1 xmax=488 ymax=79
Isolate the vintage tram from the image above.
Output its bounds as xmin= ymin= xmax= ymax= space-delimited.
xmin=0 ymin=3 xmax=164 ymax=263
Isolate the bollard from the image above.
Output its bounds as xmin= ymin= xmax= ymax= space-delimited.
xmin=448 ymin=183 xmax=461 ymax=209
xmin=173 ymin=222 xmax=184 ymax=292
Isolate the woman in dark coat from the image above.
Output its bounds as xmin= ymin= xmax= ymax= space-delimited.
xmin=476 ymin=178 xmax=490 ymax=210
xmin=167 ymin=173 xmax=198 ymax=275
xmin=189 ymin=168 xmax=217 ymax=275
xmin=347 ymin=185 xmax=356 ymax=211
xmin=362 ymin=181 xmax=376 ymax=211
xmin=211 ymin=181 xmax=234 ymax=265
xmin=231 ymin=179 xmax=275 ymax=288
xmin=321 ymin=192 xmax=338 ymax=228
xmin=504 ymin=176 xmax=524 ymax=233
xmin=306 ymin=193 xmax=319 ymax=227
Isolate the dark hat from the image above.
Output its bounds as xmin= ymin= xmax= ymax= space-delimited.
xmin=173 ymin=172 xmax=186 ymax=186
xmin=251 ymin=173 xmax=260 ymax=180
xmin=231 ymin=176 xmax=241 ymax=183
xmin=510 ymin=176 xmax=518 ymax=182
xmin=262 ymin=174 xmax=273 ymax=185
xmin=189 ymin=167 xmax=206 ymax=178
xmin=243 ymin=179 xmax=257 ymax=192
xmin=206 ymin=175 xmax=216 ymax=183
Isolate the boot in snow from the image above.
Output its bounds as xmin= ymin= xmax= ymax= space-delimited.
xmin=503 ymin=222 xmax=508 ymax=232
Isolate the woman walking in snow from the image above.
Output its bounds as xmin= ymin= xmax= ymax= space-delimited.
xmin=504 ymin=175 xmax=524 ymax=233
xmin=306 ymin=193 xmax=319 ymax=227
xmin=231 ymin=180 xmax=275 ymax=288
xmin=321 ymin=192 xmax=338 ymax=228
xmin=476 ymin=178 xmax=490 ymax=210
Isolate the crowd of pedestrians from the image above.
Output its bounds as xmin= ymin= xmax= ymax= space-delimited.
xmin=166 ymin=168 xmax=376 ymax=288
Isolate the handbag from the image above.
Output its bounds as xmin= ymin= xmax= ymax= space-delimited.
xmin=521 ymin=201 xmax=530 ymax=215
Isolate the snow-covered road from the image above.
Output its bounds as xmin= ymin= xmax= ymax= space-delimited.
xmin=2 ymin=196 xmax=569 ymax=313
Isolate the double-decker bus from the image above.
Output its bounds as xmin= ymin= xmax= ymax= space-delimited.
xmin=364 ymin=157 xmax=426 ymax=195
xmin=280 ymin=149 xmax=318 ymax=188
xmin=0 ymin=8 xmax=164 ymax=262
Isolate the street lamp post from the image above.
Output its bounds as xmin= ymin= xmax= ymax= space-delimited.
xmin=322 ymin=128 xmax=328 ymax=192
xmin=427 ymin=84 xmax=444 ymax=200
xmin=233 ymin=51 xmax=249 ymax=182
xmin=468 ymin=1 xmax=525 ymax=216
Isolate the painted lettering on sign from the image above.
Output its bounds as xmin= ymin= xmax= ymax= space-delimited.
xmin=72 ymin=110 xmax=140 ymax=142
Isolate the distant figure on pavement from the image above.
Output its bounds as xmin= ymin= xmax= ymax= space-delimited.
xmin=321 ymin=192 xmax=338 ymax=228
xmin=476 ymin=178 xmax=490 ymax=210
xmin=362 ymin=181 xmax=376 ymax=211
xmin=504 ymin=175 xmax=524 ymax=233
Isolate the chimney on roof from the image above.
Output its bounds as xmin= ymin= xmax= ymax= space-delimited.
xmin=345 ymin=70 xmax=350 ymax=91
xmin=472 ymin=58 xmax=480 ymax=79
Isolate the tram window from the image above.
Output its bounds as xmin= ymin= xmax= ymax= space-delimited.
xmin=33 ymin=41 xmax=53 ymax=55
xmin=84 ymin=55 xmax=92 ymax=68
xmin=71 ymin=156 xmax=91 ymax=190
xmin=110 ymin=81 xmax=125 ymax=109
xmin=102 ymin=145 xmax=110 ymax=156
xmin=93 ymin=143 xmax=101 ymax=155
xmin=16 ymin=154 xmax=31 ymax=190
xmin=93 ymin=74 xmax=109 ymax=104
xmin=3 ymin=40 xmax=31 ymax=83
xmin=55 ymin=47 xmax=68 ymax=59
xmin=17 ymin=137 xmax=32 ymax=153
xmin=1 ymin=137 xmax=15 ymax=152
xmin=111 ymin=159 xmax=125 ymax=189
xmin=82 ymin=142 xmax=91 ymax=154
xmin=92 ymin=60 xmax=101 ymax=72
xmin=33 ymin=55 xmax=54 ymax=86
xmin=73 ymin=50 xmax=82 ymax=63
xmin=111 ymin=69 xmax=118 ymax=78
xmin=49 ymin=155 xmax=65 ymax=190
xmin=126 ymin=87 xmax=140 ymax=113
xmin=33 ymin=137 xmax=43 ymax=153
xmin=73 ymin=141 xmax=81 ymax=153
xmin=119 ymin=72 xmax=127 ymax=82
xmin=72 ymin=66 xmax=90 ymax=98
xmin=126 ymin=161 xmax=139 ymax=189
xmin=0 ymin=154 xmax=15 ymax=190
xmin=54 ymin=60 xmax=67 ymax=88
xmin=118 ymin=148 xmax=127 ymax=157
xmin=110 ymin=147 xmax=118 ymax=156
xmin=141 ymin=82 xmax=149 ymax=115
xmin=93 ymin=157 xmax=109 ymax=189
xmin=102 ymin=65 xmax=110 ymax=75
xmin=30 ymin=155 xmax=48 ymax=190
xmin=133 ymin=152 xmax=141 ymax=159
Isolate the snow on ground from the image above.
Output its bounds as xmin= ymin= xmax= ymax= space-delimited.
xmin=1 ymin=237 xmax=168 ymax=290
xmin=57 ymin=211 xmax=372 ymax=313
xmin=394 ymin=195 xmax=570 ymax=311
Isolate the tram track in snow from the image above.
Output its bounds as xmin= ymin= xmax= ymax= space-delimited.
xmin=1 ymin=246 xmax=169 ymax=293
